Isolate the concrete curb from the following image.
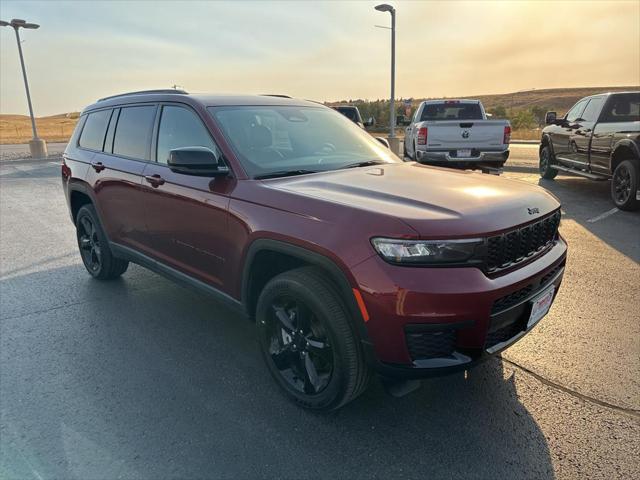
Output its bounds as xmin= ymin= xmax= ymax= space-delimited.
xmin=510 ymin=140 xmax=540 ymax=145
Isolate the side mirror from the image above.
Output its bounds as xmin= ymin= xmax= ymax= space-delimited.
xmin=167 ymin=147 xmax=228 ymax=176
xmin=363 ymin=116 xmax=375 ymax=128
xmin=375 ymin=137 xmax=390 ymax=149
xmin=545 ymin=111 xmax=557 ymax=124
xmin=486 ymin=112 xmax=493 ymax=118
xmin=397 ymin=116 xmax=411 ymax=126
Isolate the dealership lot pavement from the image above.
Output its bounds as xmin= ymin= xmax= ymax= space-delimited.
xmin=1 ymin=146 xmax=638 ymax=479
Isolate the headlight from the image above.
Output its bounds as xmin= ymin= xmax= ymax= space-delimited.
xmin=371 ymin=237 xmax=483 ymax=265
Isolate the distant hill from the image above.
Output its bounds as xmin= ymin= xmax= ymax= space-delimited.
xmin=455 ymin=86 xmax=638 ymax=114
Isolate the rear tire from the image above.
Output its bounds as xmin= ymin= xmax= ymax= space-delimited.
xmin=539 ymin=145 xmax=558 ymax=179
xmin=611 ymin=159 xmax=640 ymax=211
xmin=76 ymin=204 xmax=129 ymax=280
xmin=256 ymin=267 xmax=370 ymax=411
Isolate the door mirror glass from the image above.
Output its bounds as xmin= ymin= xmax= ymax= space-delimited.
xmin=167 ymin=147 xmax=227 ymax=176
xmin=363 ymin=116 xmax=375 ymax=128
xmin=545 ymin=111 xmax=557 ymax=124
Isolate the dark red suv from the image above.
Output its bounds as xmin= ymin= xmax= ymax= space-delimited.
xmin=62 ymin=90 xmax=567 ymax=410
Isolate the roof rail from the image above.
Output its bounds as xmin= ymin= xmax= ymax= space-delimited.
xmin=97 ymin=89 xmax=188 ymax=102
xmin=260 ymin=94 xmax=292 ymax=99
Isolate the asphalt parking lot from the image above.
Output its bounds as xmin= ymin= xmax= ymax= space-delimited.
xmin=1 ymin=144 xmax=638 ymax=479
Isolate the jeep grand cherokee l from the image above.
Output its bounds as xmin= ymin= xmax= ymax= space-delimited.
xmin=62 ymin=90 xmax=567 ymax=410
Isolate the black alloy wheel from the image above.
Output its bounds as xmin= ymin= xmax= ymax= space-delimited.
xmin=75 ymin=204 xmax=129 ymax=280
xmin=611 ymin=160 xmax=640 ymax=211
xmin=78 ymin=214 xmax=102 ymax=273
xmin=256 ymin=267 xmax=370 ymax=410
xmin=539 ymin=145 xmax=558 ymax=179
xmin=263 ymin=296 xmax=333 ymax=395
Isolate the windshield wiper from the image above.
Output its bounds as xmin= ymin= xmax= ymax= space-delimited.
xmin=340 ymin=160 xmax=385 ymax=169
xmin=255 ymin=169 xmax=318 ymax=180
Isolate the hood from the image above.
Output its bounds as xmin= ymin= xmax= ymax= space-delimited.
xmin=264 ymin=163 xmax=560 ymax=237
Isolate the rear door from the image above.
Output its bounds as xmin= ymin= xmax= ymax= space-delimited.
xmin=142 ymin=104 xmax=233 ymax=291
xmin=81 ymin=105 xmax=157 ymax=254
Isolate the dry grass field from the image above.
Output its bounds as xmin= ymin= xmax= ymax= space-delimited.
xmin=0 ymin=113 xmax=79 ymax=144
xmin=1 ymin=86 xmax=636 ymax=145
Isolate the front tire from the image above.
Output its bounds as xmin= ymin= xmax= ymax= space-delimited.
xmin=539 ymin=145 xmax=558 ymax=179
xmin=76 ymin=204 xmax=129 ymax=280
xmin=611 ymin=159 xmax=640 ymax=211
xmin=256 ymin=267 xmax=370 ymax=411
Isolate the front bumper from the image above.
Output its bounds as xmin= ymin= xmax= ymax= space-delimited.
xmin=351 ymin=237 xmax=567 ymax=378
xmin=416 ymin=148 xmax=509 ymax=165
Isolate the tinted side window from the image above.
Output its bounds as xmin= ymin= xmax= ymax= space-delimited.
xmin=565 ymin=100 xmax=588 ymax=122
xmin=156 ymin=106 xmax=219 ymax=164
xmin=113 ymin=106 xmax=156 ymax=160
xmin=79 ymin=110 xmax=111 ymax=151
xmin=581 ymin=97 xmax=605 ymax=122
xmin=600 ymin=93 xmax=640 ymax=123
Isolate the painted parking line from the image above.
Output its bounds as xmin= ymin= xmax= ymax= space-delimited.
xmin=587 ymin=208 xmax=619 ymax=223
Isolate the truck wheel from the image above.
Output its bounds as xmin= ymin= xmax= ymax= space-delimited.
xmin=539 ymin=145 xmax=558 ymax=179
xmin=76 ymin=204 xmax=129 ymax=280
xmin=611 ymin=159 xmax=640 ymax=211
xmin=256 ymin=267 xmax=370 ymax=411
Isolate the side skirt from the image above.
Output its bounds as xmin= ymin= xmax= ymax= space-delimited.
xmin=109 ymin=242 xmax=247 ymax=317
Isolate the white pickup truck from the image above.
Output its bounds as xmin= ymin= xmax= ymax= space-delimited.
xmin=403 ymin=99 xmax=511 ymax=169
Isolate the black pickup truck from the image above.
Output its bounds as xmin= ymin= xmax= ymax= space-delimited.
xmin=539 ymin=91 xmax=640 ymax=210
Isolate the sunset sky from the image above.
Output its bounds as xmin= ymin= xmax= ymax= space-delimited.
xmin=1 ymin=0 xmax=639 ymax=116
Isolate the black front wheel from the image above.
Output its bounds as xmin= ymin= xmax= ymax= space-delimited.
xmin=611 ymin=159 xmax=640 ymax=211
xmin=76 ymin=204 xmax=129 ymax=280
xmin=539 ymin=145 xmax=558 ymax=179
xmin=256 ymin=267 xmax=370 ymax=410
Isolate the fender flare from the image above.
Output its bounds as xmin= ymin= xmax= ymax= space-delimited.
xmin=611 ymin=139 xmax=640 ymax=164
xmin=67 ymin=180 xmax=99 ymax=222
xmin=240 ymin=238 xmax=371 ymax=345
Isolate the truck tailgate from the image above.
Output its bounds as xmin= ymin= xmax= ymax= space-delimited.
xmin=423 ymin=120 xmax=508 ymax=149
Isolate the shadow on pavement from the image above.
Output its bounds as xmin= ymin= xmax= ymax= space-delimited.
xmin=537 ymin=175 xmax=639 ymax=263
xmin=1 ymin=265 xmax=554 ymax=479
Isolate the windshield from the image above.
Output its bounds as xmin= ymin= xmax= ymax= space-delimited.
xmin=209 ymin=105 xmax=398 ymax=178
xmin=420 ymin=103 xmax=483 ymax=121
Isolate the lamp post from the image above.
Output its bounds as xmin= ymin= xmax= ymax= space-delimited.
xmin=1 ymin=18 xmax=47 ymax=158
xmin=374 ymin=4 xmax=397 ymax=152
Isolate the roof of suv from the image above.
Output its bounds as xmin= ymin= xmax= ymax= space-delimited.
xmin=83 ymin=90 xmax=320 ymax=113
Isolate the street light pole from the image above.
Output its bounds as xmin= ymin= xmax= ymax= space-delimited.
xmin=13 ymin=26 xmax=39 ymax=140
xmin=1 ymin=18 xmax=47 ymax=158
xmin=375 ymin=4 xmax=397 ymax=152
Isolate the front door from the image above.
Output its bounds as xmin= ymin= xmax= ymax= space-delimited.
xmin=551 ymin=98 xmax=588 ymax=164
xmin=566 ymin=96 xmax=605 ymax=166
xmin=142 ymin=104 xmax=234 ymax=291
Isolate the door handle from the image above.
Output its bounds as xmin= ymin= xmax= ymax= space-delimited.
xmin=144 ymin=174 xmax=165 ymax=187
xmin=91 ymin=161 xmax=105 ymax=172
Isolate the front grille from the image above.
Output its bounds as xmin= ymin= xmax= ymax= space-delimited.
xmin=487 ymin=211 xmax=561 ymax=273
xmin=485 ymin=320 xmax=525 ymax=349
xmin=406 ymin=330 xmax=456 ymax=361
xmin=492 ymin=285 xmax=534 ymax=314
xmin=491 ymin=260 xmax=565 ymax=315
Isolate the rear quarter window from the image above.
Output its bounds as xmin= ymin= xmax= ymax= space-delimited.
xmin=600 ymin=94 xmax=640 ymax=123
xmin=420 ymin=103 xmax=482 ymax=121
xmin=112 ymin=105 xmax=157 ymax=160
xmin=78 ymin=109 xmax=111 ymax=151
